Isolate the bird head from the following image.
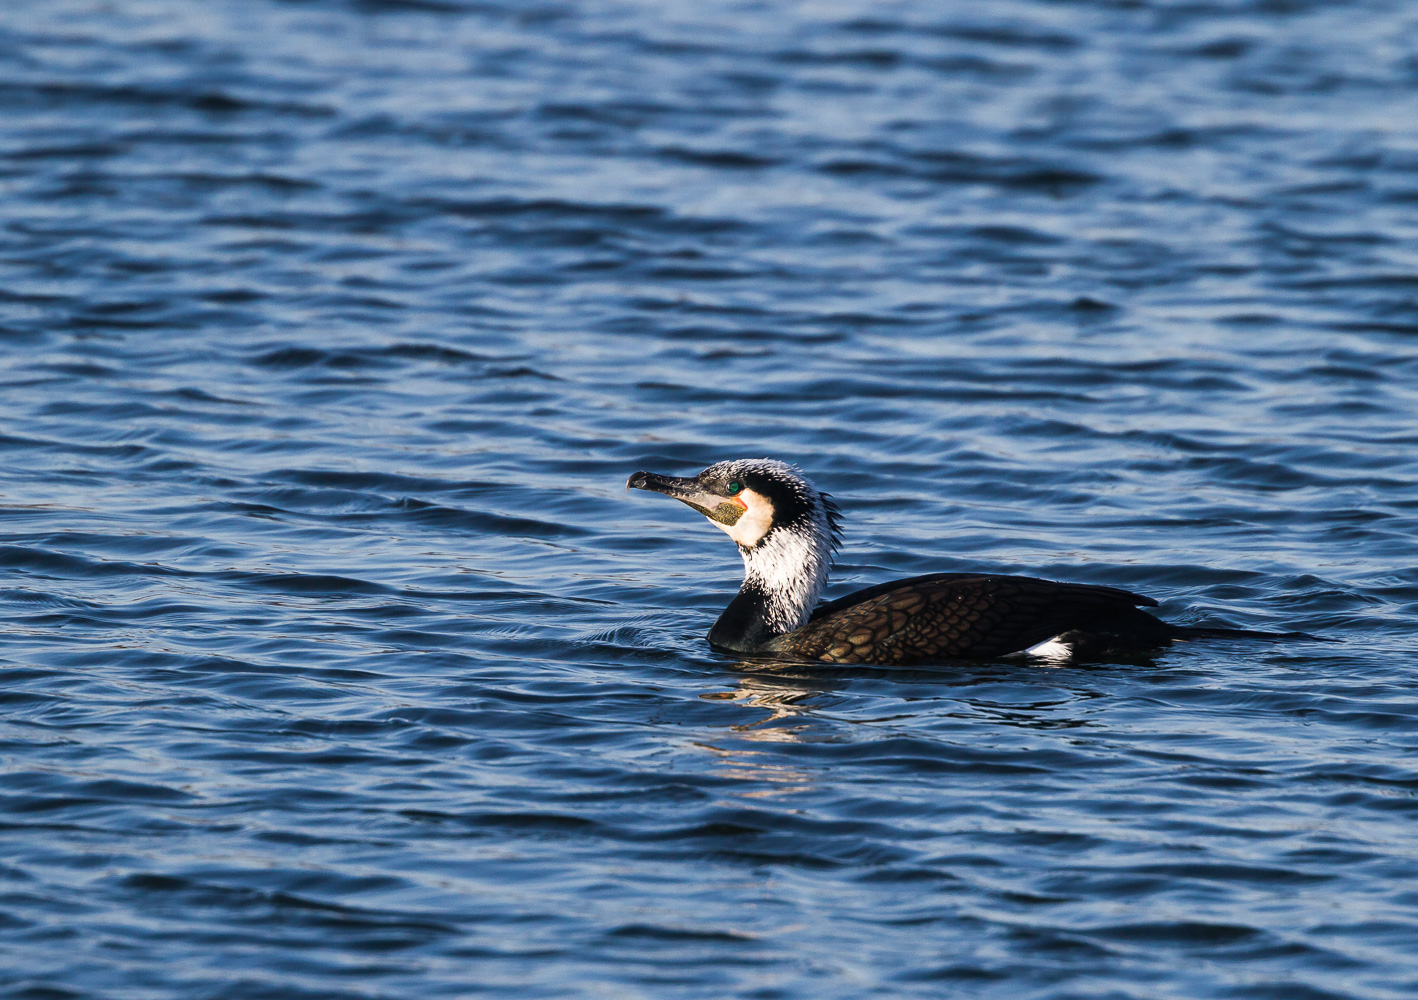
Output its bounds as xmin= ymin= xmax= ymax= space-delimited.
xmin=628 ymin=459 xmax=843 ymax=636
xmin=626 ymin=458 xmax=840 ymax=553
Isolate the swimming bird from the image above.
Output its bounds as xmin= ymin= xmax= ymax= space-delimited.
xmin=627 ymin=459 xmax=1302 ymax=665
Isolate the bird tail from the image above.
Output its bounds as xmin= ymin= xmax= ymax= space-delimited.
xmin=1170 ymin=626 xmax=1337 ymax=643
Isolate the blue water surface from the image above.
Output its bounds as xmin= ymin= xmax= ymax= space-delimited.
xmin=3 ymin=1 xmax=1418 ymax=997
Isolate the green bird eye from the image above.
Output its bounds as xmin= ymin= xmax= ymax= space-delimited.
xmin=726 ymin=482 xmax=742 ymax=495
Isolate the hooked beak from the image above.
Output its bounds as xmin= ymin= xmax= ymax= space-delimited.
xmin=627 ymin=470 xmax=746 ymax=526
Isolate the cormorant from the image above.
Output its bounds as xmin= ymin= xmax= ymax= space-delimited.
xmin=627 ymin=458 xmax=1307 ymax=665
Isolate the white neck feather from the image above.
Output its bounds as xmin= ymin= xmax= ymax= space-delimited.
xmin=740 ymin=523 xmax=833 ymax=634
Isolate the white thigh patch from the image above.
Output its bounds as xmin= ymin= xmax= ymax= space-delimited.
xmin=1021 ymin=635 xmax=1075 ymax=663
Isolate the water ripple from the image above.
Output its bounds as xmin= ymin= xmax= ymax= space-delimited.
xmin=2 ymin=0 xmax=1418 ymax=997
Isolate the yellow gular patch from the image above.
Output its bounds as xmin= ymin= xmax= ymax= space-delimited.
xmin=717 ymin=487 xmax=773 ymax=547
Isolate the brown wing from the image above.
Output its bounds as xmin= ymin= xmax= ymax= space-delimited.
xmin=767 ymin=574 xmax=1159 ymax=665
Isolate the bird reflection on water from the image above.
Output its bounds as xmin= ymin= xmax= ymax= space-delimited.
xmin=704 ymin=666 xmax=840 ymax=734
xmin=707 ymin=659 xmax=1116 ymax=740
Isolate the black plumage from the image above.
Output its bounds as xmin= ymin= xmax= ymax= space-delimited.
xmin=769 ymin=573 xmax=1170 ymax=664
